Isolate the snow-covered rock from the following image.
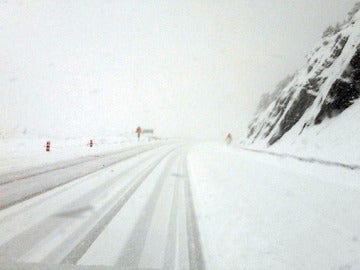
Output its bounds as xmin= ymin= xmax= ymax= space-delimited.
xmin=246 ymin=6 xmax=360 ymax=164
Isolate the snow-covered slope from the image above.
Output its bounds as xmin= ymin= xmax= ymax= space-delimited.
xmin=246 ymin=6 xmax=360 ymax=164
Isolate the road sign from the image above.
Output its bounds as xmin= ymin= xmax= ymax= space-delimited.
xmin=142 ymin=129 xmax=154 ymax=134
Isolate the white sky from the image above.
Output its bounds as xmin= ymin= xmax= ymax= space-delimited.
xmin=0 ymin=0 xmax=358 ymax=139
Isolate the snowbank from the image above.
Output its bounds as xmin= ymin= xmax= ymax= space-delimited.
xmin=245 ymin=100 xmax=360 ymax=166
xmin=188 ymin=143 xmax=360 ymax=270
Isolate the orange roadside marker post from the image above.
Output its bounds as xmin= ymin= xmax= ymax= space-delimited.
xmin=136 ymin=126 xmax=142 ymax=141
xmin=225 ymin=133 xmax=233 ymax=145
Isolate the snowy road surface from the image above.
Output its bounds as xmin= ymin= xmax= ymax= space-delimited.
xmin=1 ymin=142 xmax=360 ymax=270
xmin=0 ymin=142 xmax=204 ymax=270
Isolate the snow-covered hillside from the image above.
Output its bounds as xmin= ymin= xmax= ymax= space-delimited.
xmin=246 ymin=6 xmax=360 ymax=164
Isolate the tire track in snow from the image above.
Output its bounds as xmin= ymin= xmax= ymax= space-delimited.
xmin=0 ymin=148 xmax=167 ymax=261
xmin=60 ymin=148 xmax=178 ymax=264
xmin=0 ymin=144 xmax=205 ymax=269
xmin=183 ymin=156 xmax=206 ymax=270
xmin=0 ymin=155 xmax=96 ymax=186
xmin=115 ymin=148 xmax=205 ymax=270
xmin=0 ymin=144 xmax=171 ymax=211
xmin=162 ymin=156 xmax=182 ymax=270
xmin=0 ymin=142 xmax=164 ymax=186
xmin=115 ymin=154 xmax=179 ymax=268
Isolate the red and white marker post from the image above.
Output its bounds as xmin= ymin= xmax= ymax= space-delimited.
xmin=46 ymin=141 xmax=51 ymax=152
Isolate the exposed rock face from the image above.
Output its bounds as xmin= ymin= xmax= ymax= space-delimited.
xmin=247 ymin=8 xmax=360 ymax=146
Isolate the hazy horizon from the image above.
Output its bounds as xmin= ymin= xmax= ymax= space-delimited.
xmin=0 ymin=0 xmax=358 ymax=139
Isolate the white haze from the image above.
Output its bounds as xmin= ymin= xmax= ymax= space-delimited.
xmin=0 ymin=0 xmax=357 ymax=139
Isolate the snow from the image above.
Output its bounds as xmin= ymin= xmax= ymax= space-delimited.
xmin=245 ymin=99 xmax=360 ymax=166
xmin=0 ymin=144 xmax=161 ymax=247
xmin=269 ymin=99 xmax=360 ymax=165
xmin=78 ymin=153 xmax=178 ymax=267
xmin=0 ymin=135 xmax=155 ymax=174
xmin=0 ymin=140 xmax=196 ymax=269
xmin=0 ymin=139 xmax=359 ymax=269
xmin=1 ymin=2 xmax=359 ymax=269
xmin=246 ymin=8 xmax=360 ymax=159
xmin=188 ymin=143 xmax=360 ymax=270
xmin=244 ymin=8 xmax=360 ymax=167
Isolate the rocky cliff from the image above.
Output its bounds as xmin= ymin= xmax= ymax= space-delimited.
xmin=247 ymin=6 xmax=360 ymax=147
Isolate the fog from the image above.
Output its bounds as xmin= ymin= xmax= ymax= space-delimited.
xmin=0 ymin=0 xmax=357 ymax=139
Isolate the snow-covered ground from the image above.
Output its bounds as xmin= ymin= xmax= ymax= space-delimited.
xmin=270 ymin=99 xmax=360 ymax=166
xmin=188 ymin=143 xmax=360 ymax=270
xmin=0 ymin=135 xmax=157 ymax=174
xmin=0 ymin=141 xmax=359 ymax=270
xmin=243 ymin=99 xmax=360 ymax=167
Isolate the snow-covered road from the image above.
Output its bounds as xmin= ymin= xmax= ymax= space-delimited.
xmin=0 ymin=141 xmax=204 ymax=270
xmin=0 ymin=142 xmax=359 ymax=270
